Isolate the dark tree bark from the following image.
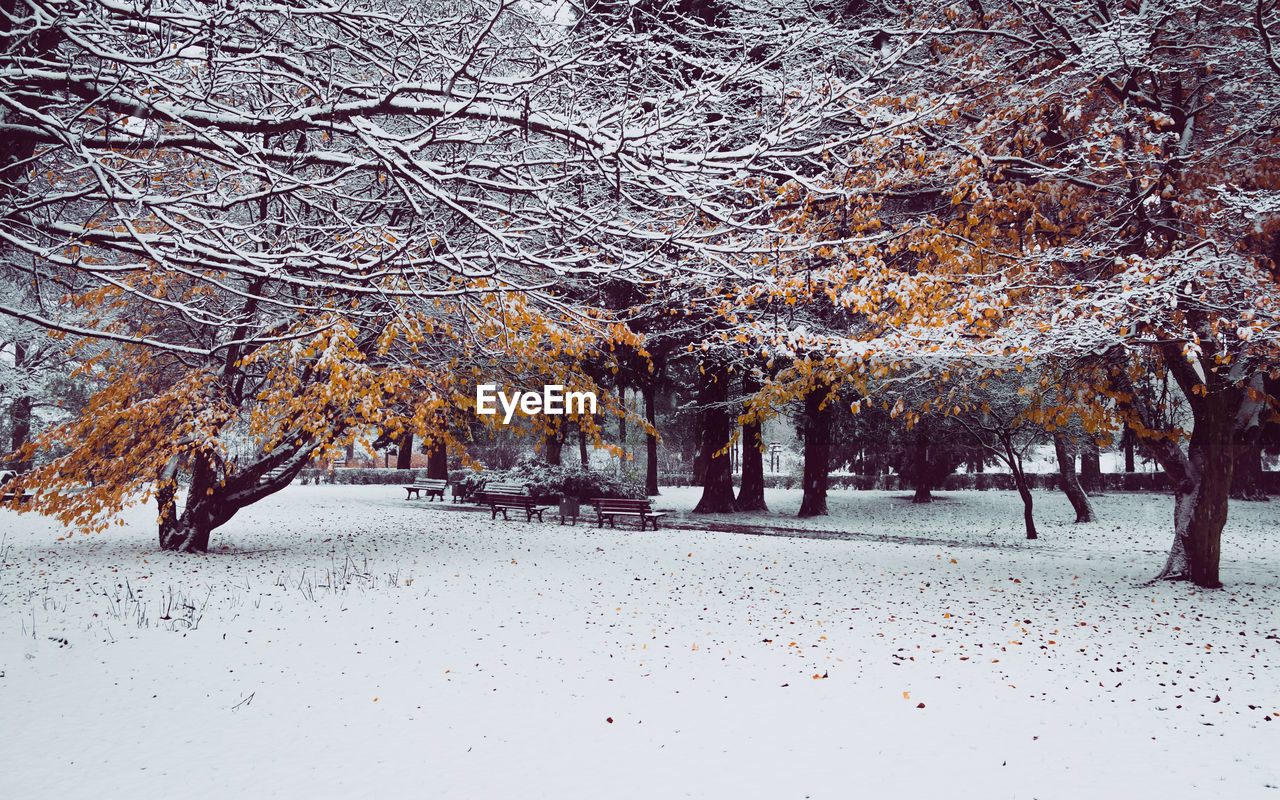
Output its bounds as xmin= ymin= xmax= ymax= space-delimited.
xmin=1230 ymin=439 xmax=1267 ymax=501
xmin=1053 ymin=433 xmax=1093 ymax=522
xmin=1002 ymin=434 xmax=1037 ymax=539
xmin=396 ymin=432 xmax=413 ymax=470
xmin=578 ymin=419 xmax=590 ymax=468
xmin=8 ymin=395 xmax=33 ymax=473
xmin=1122 ymin=426 xmax=1137 ymax=472
xmin=1080 ymin=437 xmax=1103 ymax=493
xmin=617 ymin=384 xmax=627 ymax=464
xmin=1230 ymin=392 xmax=1267 ymax=501
xmin=156 ymin=443 xmax=312 ymax=552
xmin=797 ymin=382 xmax=831 ymax=517
xmin=911 ymin=430 xmax=932 ymax=504
xmin=693 ymin=361 xmax=738 ymax=513
xmin=544 ymin=425 xmax=563 ymax=466
xmin=6 ymin=342 xmax=33 ymax=473
xmin=1113 ymin=358 xmax=1261 ymax=588
xmin=644 ymin=385 xmax=660 ymax=496
xmin=426 ymin=431 xmax=448 ymax=479
xmin=736 ymin=370 xmax=768 ymax=511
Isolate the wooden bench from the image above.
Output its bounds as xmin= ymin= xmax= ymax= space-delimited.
xmin=403 ymin=478 xmax=448 ymax=501
xmin=0 ymin=471 xmax=33 ymax=505
xmin=476 ymin=481 xmax=531 ymax=501
xmin=485 ymin=491 xmax=549 ymax=523
xmin=591 ymin=498 xmax=665 ymax=530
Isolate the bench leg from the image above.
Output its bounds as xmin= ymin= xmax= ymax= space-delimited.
xmin=405 ymin=489 xmax=416 ymax=500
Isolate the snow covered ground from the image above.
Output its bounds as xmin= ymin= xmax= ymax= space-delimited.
xmin=2 ymin=485 xmax=1278 ymax=799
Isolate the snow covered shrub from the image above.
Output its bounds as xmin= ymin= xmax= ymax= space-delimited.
xmin=466 ymin=455 xmax=643 ymax=500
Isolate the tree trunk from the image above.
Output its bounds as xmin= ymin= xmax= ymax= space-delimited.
xmin=693 ymin=362 xmax=738 ymax=513
xmin=7 ymin=394 xmax=33 ymax=473
xmin=1149 ymin=386 xmax=1244 ymax=588
xmin=1229 ymin=440 xmax=1266 ymax=501
xmin=798 ymin=382 xmax=831 ymax=517
xmin=911 ymin=430 xmax=932 ymax=503
xmin=1004 ymin=439 xmax=1037 ymax=540
xmin=6 ymin=342 xmax=33 ymax=472
xmin=578 ymin=419 xmax=590 ymax=468
xmin=1110 ymin=354 xmax=1257 ymax=588
xmin=1230 ymin=388 xmax=1267 ymax=500
xmin=157 ymin=453 xmax=221 ymax=552
xmin=644 ymin=385 xmax=659 ymax=496
xmin=544 ymin=425 xmax=562 ymax=466
xmin=1053 ymin=433 xmax=1093 ymax=522
xmin=737 ymin=370 xmax=768 ymax=511
xmin=1159 ymin=439 xmax=1233 ymax=588
xmin=617 ymin=385 xmax=627 ymax=465
xmin=1122 ymin=426 xmax=1136 ymax=472
xmin=426 ymin=431 xmax=448 ymax=479
xmin=1080 ymin=438 xmax=1103 ymax=494
xmin=396 ymin=432 xmax=413 ymax=470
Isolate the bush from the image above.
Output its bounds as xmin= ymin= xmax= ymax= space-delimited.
xmin=327 ymin=468 xmax=415 ymax=485
xmin=463 ymin=455 xmax=644 ymax=500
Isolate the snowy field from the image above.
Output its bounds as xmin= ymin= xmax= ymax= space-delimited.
xmin=2 ymin=485 xmax=1278 ymax=799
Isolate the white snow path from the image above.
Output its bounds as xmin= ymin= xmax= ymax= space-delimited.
xmin=1 ymin=485 xmax=1278 ymax=798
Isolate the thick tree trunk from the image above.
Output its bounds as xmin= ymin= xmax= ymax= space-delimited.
xmin=156 ymin=444 xmax=316 ymax=552
xmin=426 ymin=431 xmax=448 ymax=479
xmin=737 ymin=370 xmax=768 ymax=511
xmin=798 ymin=382 xmax=831 ymax=517
xmin=1110 ymin=353 xmax=1256 ymax=588
xmin=911 ymin=430 xmax=932 ymax=503
xmin=157 ymin=454 xmax=221 ymax=552
xmin=1080 ymin=438 xmax=1103 ymax=494
xmin=693 ymin=362 xmax=738 ymax=513
xmin=396 ymin=432 xmax=413 ymax=470
xmin=1053 ymin=433 xmax=1093 ymax=522
xmin=1151 ymin=391 xmax=1240 ymax=588
xmin=544 ymin=426 xmax=562 ymax=466
xmin=644 ymin=385 xmax=659 ymax=496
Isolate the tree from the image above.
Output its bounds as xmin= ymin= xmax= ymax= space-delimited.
xmin=736 ymin=363 xmax=769 ymax=511
xmin=755 ymin=0 xmax=1280 ymax=585
xmin=2 ymin=0 xmax=898 ymax=548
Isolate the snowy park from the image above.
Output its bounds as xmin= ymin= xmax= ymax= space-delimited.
xmin=3 ymin=485 xmax=1279 ymax=798
xmin=4 ymin=0 xmax=1280 ymax=798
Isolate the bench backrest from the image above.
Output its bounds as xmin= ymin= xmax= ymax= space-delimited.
xmin=592 ymin=498 xmax=652 ymax=512
xmin=483 ymin=481 xmax=529 ymax=494
xmin=486 ymin=491 xmax=532 ymax=505
xmin=416 ymin=478 xmax=448 ymax=489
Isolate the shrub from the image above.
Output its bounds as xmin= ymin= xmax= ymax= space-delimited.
xmin=327 ymin=468 xmax=415 ymax=485
xmin=463 ymin=455 xmax=644 ymax=500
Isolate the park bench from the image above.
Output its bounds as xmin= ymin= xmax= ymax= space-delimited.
xmin=0 ymin=470 xmax=32 ymax=505
xmin=591 ymin=497 xmax=665 ymax=531
xmin=403 ymin=478 xmax=448 ymax=501
xmin=485 ymin=491 xmax=549 ymax=523
xmin=476 ymin=481 xmax=531 ymax=501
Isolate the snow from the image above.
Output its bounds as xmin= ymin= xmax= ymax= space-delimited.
xmin=2 ymin=484 xmax=1279 ymax=798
